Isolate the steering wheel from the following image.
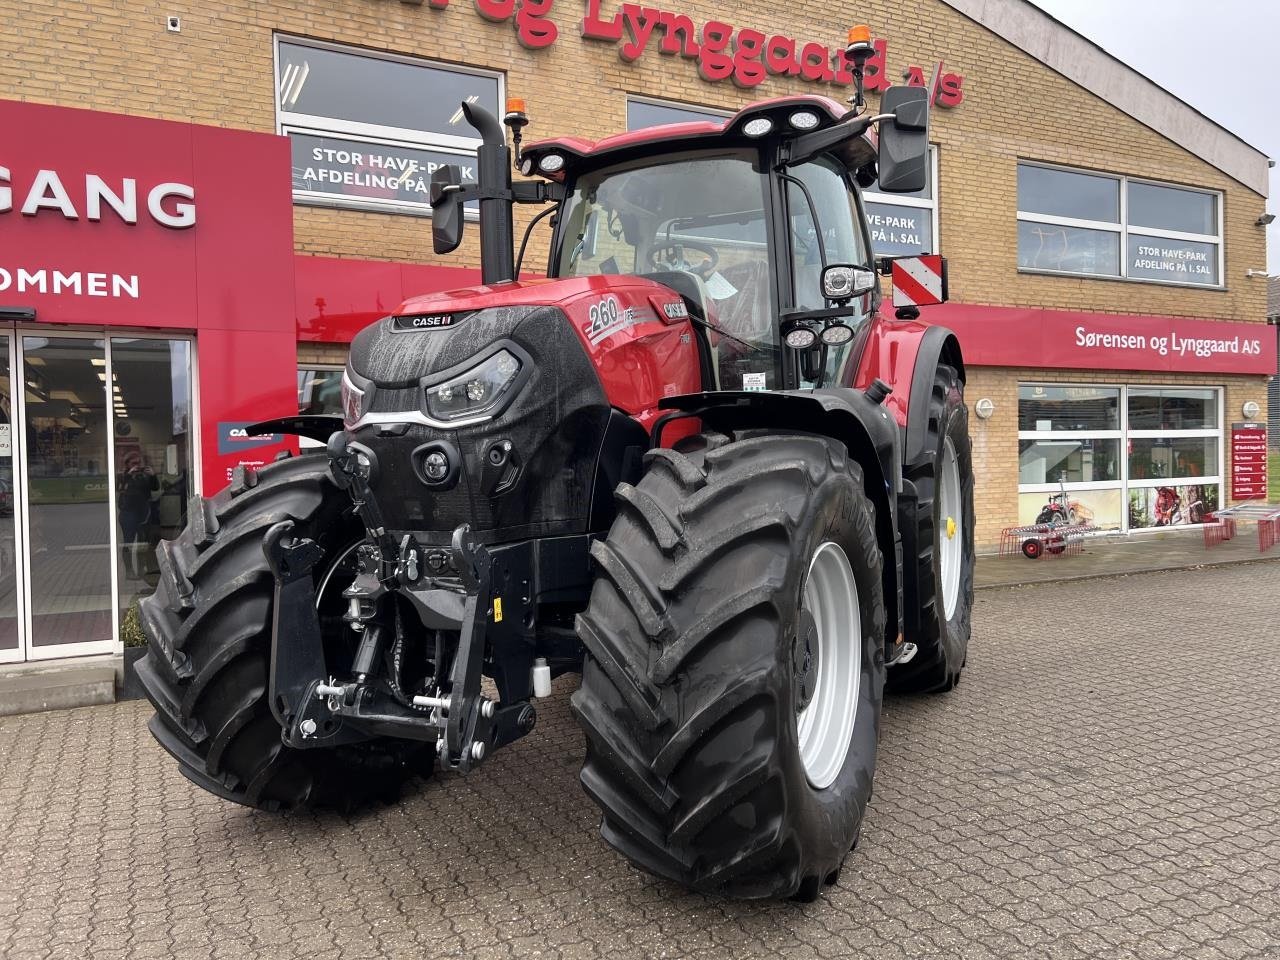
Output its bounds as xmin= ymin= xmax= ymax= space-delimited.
xmin=648 ymin=240 xmax=719 ymax=279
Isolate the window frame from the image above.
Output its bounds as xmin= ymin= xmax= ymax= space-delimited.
xmin=1016 ymin=160 xmax=1224 ymax=289
xmin=862 ymin=145 xmax=939 ymax=258
xmin=273 ymin=34 xmax=504 ymax=219
xmin=1017 ymin=381 xmax=1225 ymax=533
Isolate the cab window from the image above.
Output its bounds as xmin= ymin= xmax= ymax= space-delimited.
xmin=786 ymin=156 xmax=870 ymax=311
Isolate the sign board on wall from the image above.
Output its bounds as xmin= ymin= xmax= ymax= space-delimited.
xmin=289 ymin=132 xmax=479 ymax=214
xmin=931 ymin=303 xmax=1277 ymax=376
xmin=1230 ymin=422 xmax=1268 ymax=500
xmin=865 ymin=202 xmax=932 ymax=256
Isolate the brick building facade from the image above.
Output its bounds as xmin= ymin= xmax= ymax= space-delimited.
xmin=0 ymin=0 xmax=1272 ymax=663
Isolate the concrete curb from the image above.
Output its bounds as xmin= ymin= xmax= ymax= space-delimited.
xmin=0 ymin=655 xmax=120 ymax=717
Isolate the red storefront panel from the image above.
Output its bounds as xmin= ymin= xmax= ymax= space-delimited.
xmin=0 ymin=98 xmax=299 ymax=493
xmin=295 ymin=255 xmax=479 ymax=343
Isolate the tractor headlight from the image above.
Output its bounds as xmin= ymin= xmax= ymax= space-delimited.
xmin=341 ymin=371 xmax=367 ymax=428
xmin=425 ymin=349 xmax=522 ymax=423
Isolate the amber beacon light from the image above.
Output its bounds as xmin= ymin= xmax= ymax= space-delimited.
xmin=845 ymin=25 xmax=876 ymax=109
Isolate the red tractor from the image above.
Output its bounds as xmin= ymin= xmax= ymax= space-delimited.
xmin=137 ymin=32 xmax=974 ymax=901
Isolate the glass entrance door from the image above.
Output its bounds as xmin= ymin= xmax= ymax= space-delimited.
xmin=7 ymin=331 xmax=195 ymax=661
xmin=22 ymin=335 xmax=115 ymax=656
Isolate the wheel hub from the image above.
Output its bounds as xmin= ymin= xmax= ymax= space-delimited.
xmin=793 ymin=609 xmax=819 ymax=713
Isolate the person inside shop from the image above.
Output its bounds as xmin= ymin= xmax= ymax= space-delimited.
xmin=117 ymin=451 xmax=158 ymax=581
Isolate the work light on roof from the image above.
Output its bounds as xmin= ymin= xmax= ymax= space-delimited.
xmin=743 ymin=117 xmax=774 ymax=138
xmin=538 ymin=153 xmax=565 ymax=174
xmin=789 ymin=110 xmax=820 ymax=130
xmin=519 ymin=156 xmax=535 ymax=176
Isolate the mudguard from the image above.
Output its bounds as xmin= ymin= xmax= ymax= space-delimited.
xmin=248 ymin=414 xmax=345 ymax=444
xmin=852 ymin=318 xmax=965 ymax=466
xmin=903 ymin=325 xmax=965 ymax=467
xmin=657 ymin=389 xmax=902 ymax=647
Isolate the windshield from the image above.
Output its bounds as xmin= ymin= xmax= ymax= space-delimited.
xmin=556 ymin=151 xmax=779 ymax=390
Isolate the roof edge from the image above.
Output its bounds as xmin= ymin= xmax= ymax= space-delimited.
xmin=939 ymin=0 xmax=1271 ymax=196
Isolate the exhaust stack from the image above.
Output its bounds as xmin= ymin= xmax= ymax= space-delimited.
xmin=462 ymin=101 xmax=516 ymax=285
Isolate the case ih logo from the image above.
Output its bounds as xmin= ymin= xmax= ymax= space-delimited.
xmin=217 ymin=422 xmax=282 ymax=456
xmin=386 ymin=1 xmax=964 ymax=101
xmin=394 ymin=312 xmax=461 ymax=330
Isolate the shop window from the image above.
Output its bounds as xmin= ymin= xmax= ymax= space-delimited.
xmin=297 ymin=366 xmax=343 ymax=451
xmin=276 ymin=37 xmax=501 ymax=216
xmin=1016 ymin=162 xmax=1222 ymax=287
xmin=1127 ymin=387 xmax=1218 ymax=431
xmin=863 ymin=146 xmax=938 ymax=258
xmin=1018 ymin=439 xmax=1121 ymax=484
xmin=1017 ymin=383 xmax=1223 ymax=533
xmin=1017 ymin=384 xmax=1120 ymax=432
xmin=298 ymin=366 xmax=343 ymax=417
xmin=626 ymin=97 xmax=730 ymax=130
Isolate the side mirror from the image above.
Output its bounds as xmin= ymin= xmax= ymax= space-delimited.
xmin=877 ymin=86 xmax=929 ymax=193
xmin=822 ymin=264 xmax=878 ymax=303
xmin=430 ymin=165 xmax=465 ymax=255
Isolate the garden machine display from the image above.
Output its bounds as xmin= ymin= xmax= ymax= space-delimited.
xmin=136 ymin=27 xmax=976 ymax=902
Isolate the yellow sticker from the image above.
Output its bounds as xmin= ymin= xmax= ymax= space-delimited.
xmin=493 ymin=597 xmax=503 ymax=623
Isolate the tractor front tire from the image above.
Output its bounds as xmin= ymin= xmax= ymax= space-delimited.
xmin=891 ymin=363 xmax=976 ymax=694
xmin=572 ymin=433 xmax=886 ymax=900
xmin=136 ymin=455 xmax=433 ymax=812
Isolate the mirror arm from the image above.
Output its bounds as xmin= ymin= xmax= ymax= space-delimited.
xmin=780 ymin=117 xmax=872 ymax=168
xmin=512 ymin=180 xmax=565 ymax=204
xmin=779 ymin=306 xmax=861 ymax=324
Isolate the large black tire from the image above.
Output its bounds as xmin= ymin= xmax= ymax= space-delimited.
xmin=136 ymin=455 xmax=434 ymax=812
xmin=891 ymin=363 xmax=976 ymax=694
xmin=572 ymin=432 xmax=886 ymax=900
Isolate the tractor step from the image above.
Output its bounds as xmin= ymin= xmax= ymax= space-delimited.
xmin=886 ymin=641 xmax=918 ymax=667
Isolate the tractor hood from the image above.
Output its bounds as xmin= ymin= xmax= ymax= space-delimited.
xmin=393 ymin=275 xmax=667 ymax=318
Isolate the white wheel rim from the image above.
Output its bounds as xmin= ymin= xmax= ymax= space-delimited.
xmin=795 ymin=541 xmax=861 ymax=790
xmin=939 ymin=436 xmax=963 ymax=621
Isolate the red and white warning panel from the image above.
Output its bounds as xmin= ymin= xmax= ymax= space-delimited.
xmin=891 ymin=254 xmax=948 ymax=308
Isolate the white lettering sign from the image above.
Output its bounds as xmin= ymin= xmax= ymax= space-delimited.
xmin=1073 ymin=324 xmax=1262 ymax=361
xmin=0 ymin=167 xmax=196 ymax=229
xmin=0 ymin=266 xmax=140 ymax=299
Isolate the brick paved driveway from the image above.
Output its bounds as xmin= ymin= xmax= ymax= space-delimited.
xmin=2 ymin=562 xmax=1278 ymax=960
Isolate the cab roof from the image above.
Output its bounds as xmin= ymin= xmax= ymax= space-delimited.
xmin=520 ymin=94 xmax=861 ymax=181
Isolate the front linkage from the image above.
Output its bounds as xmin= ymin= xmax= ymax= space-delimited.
xmin=262 ymin=433 xmax=536 ymax=773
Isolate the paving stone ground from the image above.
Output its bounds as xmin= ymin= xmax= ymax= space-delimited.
xmin=2 ymin=561 xmax=1278 ymax=960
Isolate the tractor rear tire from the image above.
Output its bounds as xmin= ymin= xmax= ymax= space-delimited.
xmin=572 ymin=432 xmax=886 ymax=900
xmin=890 ymin=363 xmax=975 ymax=694
xmin=136 ymin=455 xmax=434 ymax=812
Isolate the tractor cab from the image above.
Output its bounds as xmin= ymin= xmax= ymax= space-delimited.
xmin=432 ymin=82 xmax=931 ymax=395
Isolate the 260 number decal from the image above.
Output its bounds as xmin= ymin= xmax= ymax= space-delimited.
xmin=587 ymin=296 xmax=621 ymax=336
xmin=584 ymin=296 xmax=638 ymax=344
